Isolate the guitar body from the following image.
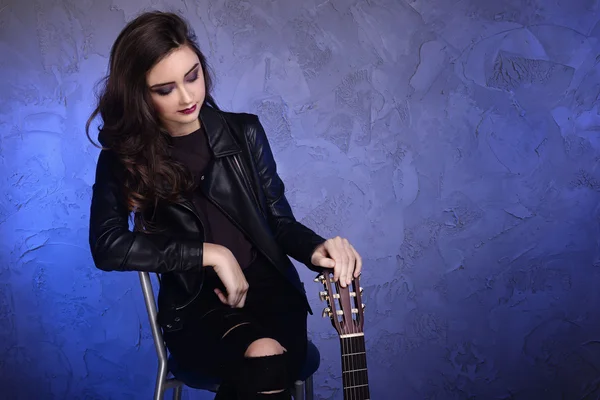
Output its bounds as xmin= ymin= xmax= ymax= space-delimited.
xmin=316 ymin=273 xmax=371 ymax=399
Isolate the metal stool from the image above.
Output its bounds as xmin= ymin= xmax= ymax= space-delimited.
xmin=138 ymin=271 xmax=319 ymax=400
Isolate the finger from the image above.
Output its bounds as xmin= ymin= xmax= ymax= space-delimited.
xmin=233 ymin=289 xmax=243 ymax=308
xmin=226 ymin=287 xmax=240 ymax=307
xmin=238 ymin=293 xmax=247 ymax=308
xmin=344 ymin=256 xmax=356 ymax=285
xmin=351 ymin=245 xmax=363 ymax=277
xmin=236 ymin=289 xmax=247 ymax=308
xmin=241 ymin=282 xmax=249 ymax=305
xmin=235 ymin=283 xmax=249 ymax=308
xmin=310 ymin=244 xmax=326 ymax=265
xmin=311 ymin=249 xmax=334 ymax=268
xmin=229 ymin=292 xmax=240 ymax=307
xmin=317 ymin=256 xmax=335 ymax=269
xmin=325 ymin=240 xmax=344 ymax=283
xmin=214 ymin=288 xmax=228 ymax=305
xmin=337 ymin=239 xmax=350 ymax=287
xmin=343 ymin=240 xmax=355 ymax=285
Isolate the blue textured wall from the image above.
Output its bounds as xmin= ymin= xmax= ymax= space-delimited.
xmin=2 ymin=0 xmax=600 ymax=399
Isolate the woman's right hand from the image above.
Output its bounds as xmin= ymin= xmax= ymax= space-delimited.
xmin=203 ymin=243 xmax=249 ymax=308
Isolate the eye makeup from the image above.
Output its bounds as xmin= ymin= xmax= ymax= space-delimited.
xmin=150 ymin=64 xmax=200 ymax=96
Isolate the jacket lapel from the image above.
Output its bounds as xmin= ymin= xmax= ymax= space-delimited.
xmin=199 ymin=105 xmax=242 ymax=157
xmin=197 ymin=105 xmax=262 ymax=242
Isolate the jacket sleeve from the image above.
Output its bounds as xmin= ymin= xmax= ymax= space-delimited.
xmin=245 ymin=115 xmax=327 ymax=271
xmin=89 ymin=149 xmax=204 ymax=273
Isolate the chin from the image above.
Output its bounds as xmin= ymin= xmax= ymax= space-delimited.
xmin=178 ymin=114 xmax=198 ymax=122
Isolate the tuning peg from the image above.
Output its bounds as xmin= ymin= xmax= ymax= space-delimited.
xmin=362 ymin=303 xmax=366 ymax=311
xmin=319 ymin=291 xmax=329 ymax=301
xmin=314 ymin=274 xmax=326 ymax=283
xmin=360 ymin=287 xmax=364 ymax=294
xmin=322 ymin=307 xmax=332 ymax=318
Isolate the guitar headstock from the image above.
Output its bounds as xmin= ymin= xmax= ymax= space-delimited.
xmin=315 ymin=272 xmax=365 ymax=336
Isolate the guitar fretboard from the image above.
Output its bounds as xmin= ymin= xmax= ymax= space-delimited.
xmin=340 ymin=334 xmax=370 ymax=400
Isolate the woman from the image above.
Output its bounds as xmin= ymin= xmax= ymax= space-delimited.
xmin=87 ymin=11 xmax=362 ymax=400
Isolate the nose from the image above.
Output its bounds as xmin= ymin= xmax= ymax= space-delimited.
xmin=178 ymin=86 xmax=193 ymax=105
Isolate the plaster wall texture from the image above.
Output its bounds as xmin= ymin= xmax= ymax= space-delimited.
xmin=1 ymin=0 xmax=600 ymax=399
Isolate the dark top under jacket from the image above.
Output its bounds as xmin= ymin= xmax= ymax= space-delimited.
xmin=169 ymin=125 xmax=256 ymax=269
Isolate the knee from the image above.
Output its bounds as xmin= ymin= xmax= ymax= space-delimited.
xmin=244 ymin=338 xmax=286 ymax=358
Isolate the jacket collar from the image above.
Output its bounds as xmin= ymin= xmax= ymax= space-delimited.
xmin=199 ymin=105 xmax=242 ymax=158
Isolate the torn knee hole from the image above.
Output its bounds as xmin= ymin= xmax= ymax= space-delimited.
xmin=244 ymin=338 xmax=286 ymax=358
xmin=221 ymin=322 xmax=251 ymax=339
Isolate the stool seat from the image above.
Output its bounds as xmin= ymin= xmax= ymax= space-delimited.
xmin=167 ymin=340 xmax=321 ymax=391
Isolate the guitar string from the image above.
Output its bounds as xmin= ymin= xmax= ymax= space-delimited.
xmin=351 ymin=334 xmax=356 ymax=400
xmin=345 ymin=319 xmax=352 ymax=400
xmin=349 ymin=335 xmax=354 ymax=400
xmin=342 ymin=280 xmax=352 ymax=400
xmin=349 ymin=281 xmax=356 ymax=400
xmin=345 ymin=282 xmax=352 ymax=400
xmin=337 ymin=277 xmax=368 ymax=400
xmin=344 ymin=334 xmax=350 ymax=400
xmin=350 ymin=287 xmax=360 ymax=399
xmin=341 ymin=280 xmax=353 ymax=400
xmin=335 ymin=276 xmax=349 ymax=400
xmin=359 ymin=336 xmax=366 ymax=399
xmin=352 ymin=282 xmax=365 ymax=400
xmin=355 ymin=332 xmax=362 ymax=399
xmin=355 ymin=283 xmax=364 ymax=399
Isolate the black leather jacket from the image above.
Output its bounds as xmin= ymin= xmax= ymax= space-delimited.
xmin=88 ymin=105 xmax=326 ymax=328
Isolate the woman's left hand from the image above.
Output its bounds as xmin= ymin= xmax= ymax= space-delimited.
xmin=310 ymin=236 xmax=362 ymax=287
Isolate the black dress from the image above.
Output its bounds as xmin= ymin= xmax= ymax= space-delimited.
xmin=163 ymin=126 xmax=308 ymax=393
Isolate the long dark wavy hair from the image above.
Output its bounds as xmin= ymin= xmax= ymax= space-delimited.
xmin=86 ymin=11 xmax=218 ymax=228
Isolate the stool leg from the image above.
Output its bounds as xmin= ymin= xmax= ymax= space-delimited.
xmin=293 ymin=380 xmax=305 ymax=400
xmin=305 ymin=375 xmax=314 ymax=400
xmin=172 ymin=385 xmax=182 ymax=400
xmin=154 ymin=369 xmax=166 ymax=400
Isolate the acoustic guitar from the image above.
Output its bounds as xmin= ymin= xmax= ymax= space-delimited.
xmin=315 ymin=273 xmax=370 ymax=399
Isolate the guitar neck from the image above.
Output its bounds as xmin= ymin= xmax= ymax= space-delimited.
xmin=340 ymin=333 xmax=370 ymax=400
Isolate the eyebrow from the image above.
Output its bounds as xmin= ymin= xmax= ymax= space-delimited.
xmin=149 ymin=63 xmax=200 ymax=89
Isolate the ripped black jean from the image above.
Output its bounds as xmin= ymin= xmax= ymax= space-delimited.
xmin=163 ymin=252 xmax=308 ymax=398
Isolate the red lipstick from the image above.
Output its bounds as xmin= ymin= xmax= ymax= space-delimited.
xmin=179 ymin=104 xmax=197 ymax=115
